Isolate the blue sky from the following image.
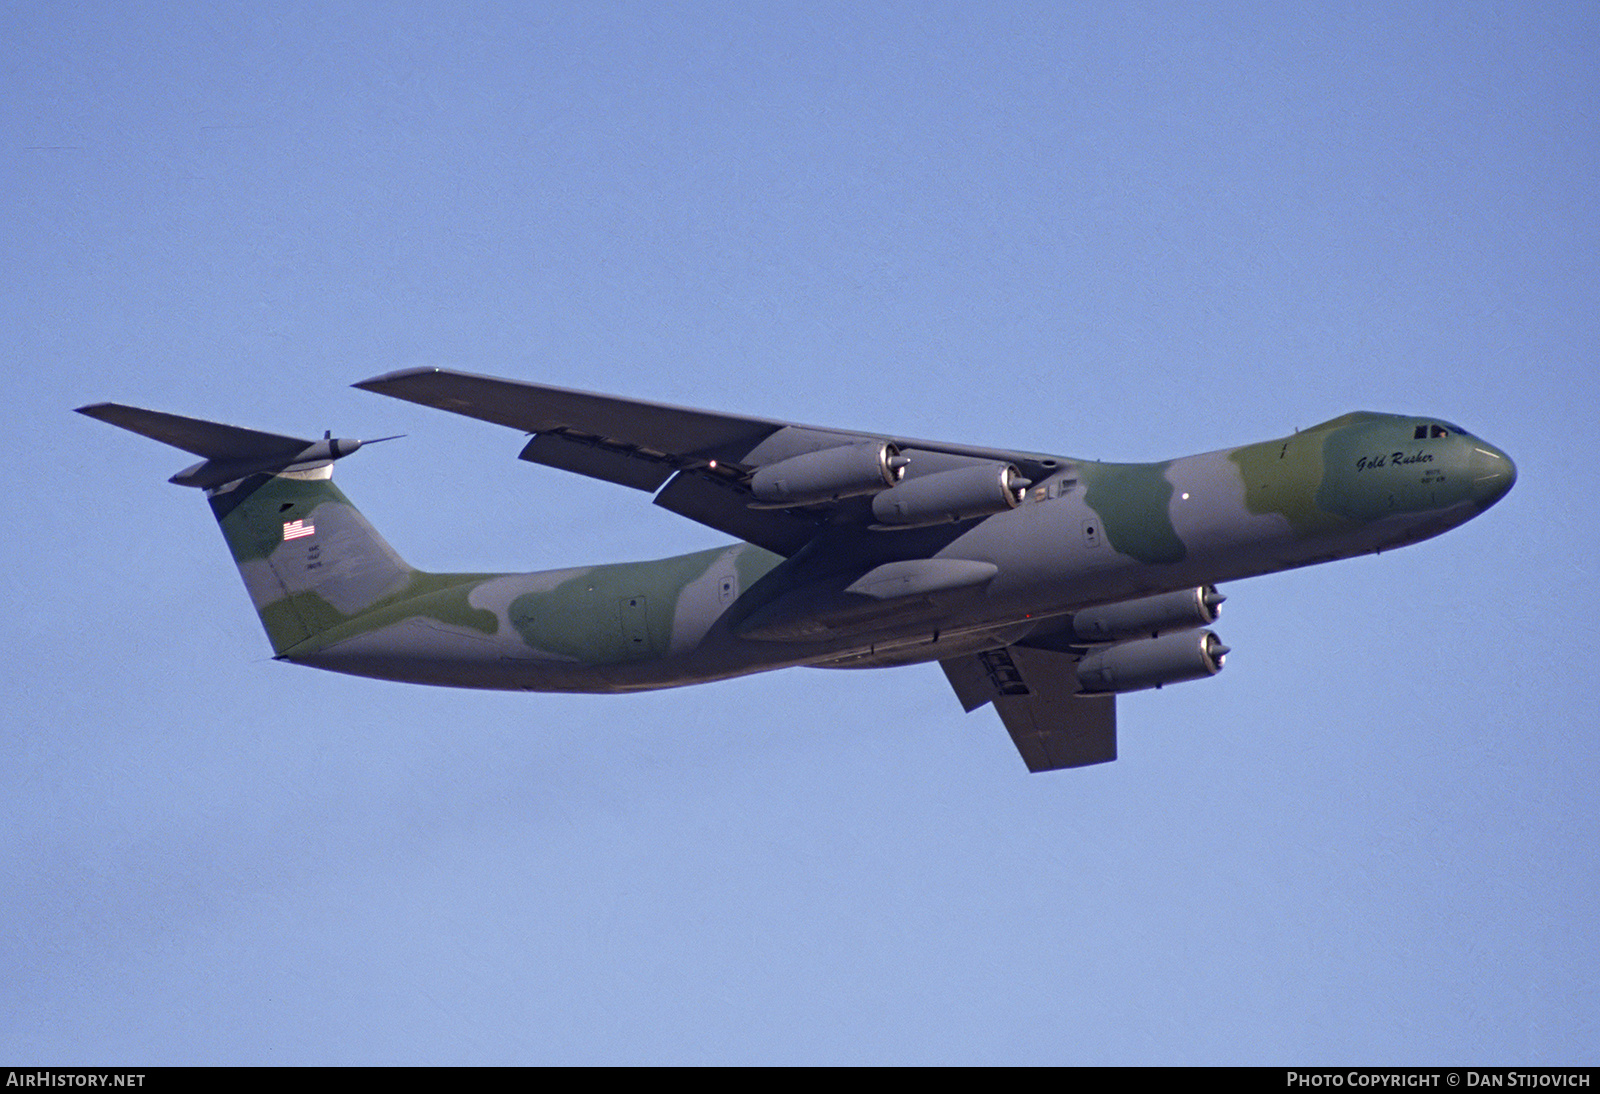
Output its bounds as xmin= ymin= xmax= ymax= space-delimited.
xmin=5 ymin=1 xmax=1596 ymax=1064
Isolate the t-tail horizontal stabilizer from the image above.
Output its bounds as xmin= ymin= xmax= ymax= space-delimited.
xmin=75 ymin=402 xmax=395 ymax=489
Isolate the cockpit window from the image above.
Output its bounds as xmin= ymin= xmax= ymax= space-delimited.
xmin=1414 ymin=422 xmax=1469 ymax=440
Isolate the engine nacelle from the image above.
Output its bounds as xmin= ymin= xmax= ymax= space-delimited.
xmin=1076 ymin=630 xmax=1229 ymax=694
xmin=871 ymin=463 xmax=1029 ymax=527
xmin=749 ymin=442 xmax=905 ymax=507
xmin=1069 ymin=585 xmax=1224 ymax=642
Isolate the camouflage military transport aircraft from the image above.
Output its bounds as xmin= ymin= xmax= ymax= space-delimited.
xmin=78 ymin=369 xmax=1516 ymax=772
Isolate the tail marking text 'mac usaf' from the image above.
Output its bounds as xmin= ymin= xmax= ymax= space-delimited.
xmin=78 ymin=369 xmax=1515 ymax=772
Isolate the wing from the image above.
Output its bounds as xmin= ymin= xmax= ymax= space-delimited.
xmin=355 ymin=368 xmax=1070 ymax=555
xmin=941 ymin=645 xmax=1117 ymax=771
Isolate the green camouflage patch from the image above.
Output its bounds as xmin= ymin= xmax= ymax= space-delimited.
xmin=1079 ymin=460 xmax=1186 ymax=564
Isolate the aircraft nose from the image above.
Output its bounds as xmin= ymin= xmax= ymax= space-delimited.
xmin=1468 ymin=441 xmax=1517 ymax=510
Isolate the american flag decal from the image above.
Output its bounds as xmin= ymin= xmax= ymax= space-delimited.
xmin=282 ymin=519 xmax=316 ymax=541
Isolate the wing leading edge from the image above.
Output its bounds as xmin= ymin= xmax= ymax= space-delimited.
xmin=355 ymin=367 xmax=1070 ymax=555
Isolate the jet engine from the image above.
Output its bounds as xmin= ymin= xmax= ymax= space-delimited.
xmin=1076 ymin=630 xmax=1230 ymax=694
xmin=749 ymin=442 xmax=907 ymax=507
xmin=871 ymin=463 xmax=1030 ymax=527
xmin=1069 ymin=585 xmax=1224 ymax=642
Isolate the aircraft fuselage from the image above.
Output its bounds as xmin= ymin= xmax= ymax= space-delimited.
xmin=280 ymin=410 xmax=1514 ymax=692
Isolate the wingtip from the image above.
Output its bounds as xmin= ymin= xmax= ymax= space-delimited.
xmin=352 ymin=366 xmax=442 ymax=392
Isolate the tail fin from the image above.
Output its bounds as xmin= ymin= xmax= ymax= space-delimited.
xmin=77 ymin=403 xmax=414 ymax=656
